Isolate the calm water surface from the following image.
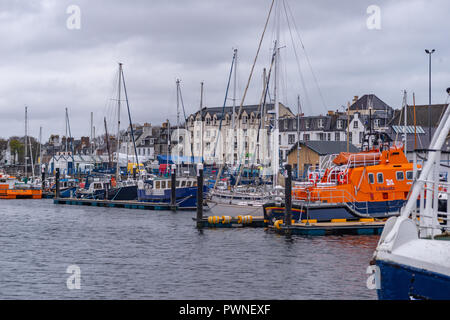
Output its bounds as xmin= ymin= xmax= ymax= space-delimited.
xmin=0 ymin=199 xmax=378 ymax=299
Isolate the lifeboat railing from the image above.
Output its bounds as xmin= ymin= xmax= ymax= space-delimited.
xmin=292 ymin=186 xmax=371 ymax=216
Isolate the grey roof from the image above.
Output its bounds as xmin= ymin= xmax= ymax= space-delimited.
xmin=349 ymin=94 xmax=393 ymax=112
xmin=288 ymin=140 xmax=359 ymax=156
xmin=389 ymin=104 xmax=448 ymax=128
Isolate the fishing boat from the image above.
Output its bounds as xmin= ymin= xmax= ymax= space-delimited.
xmin=0 ymin=172 xmax=42 ymax=199
xmin=75 ymin=175 xmax=138 ymax=200
xmin=370 ymin=92 xmax=450 ymax=299
xmin=49 ymin=178 xmax=79 ymax=198
xmin=264 ymin=138 xmax=419 ymax=223
xmin=137 ymin=176 xmax=208 ymax=209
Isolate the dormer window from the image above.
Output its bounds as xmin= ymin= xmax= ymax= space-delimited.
xmin=337 ymin=120 xmax=343 ymax=129
xmin=353 ymin=121 xmax=358 ymax=129
xmin=318 ymin=118 xmax=324 ymax=128
xmin=242 ymin=116 xmax=248 ymax=124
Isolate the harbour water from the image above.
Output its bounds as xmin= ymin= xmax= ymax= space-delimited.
xmin=0 ymin=199 xmax=377 ymax=299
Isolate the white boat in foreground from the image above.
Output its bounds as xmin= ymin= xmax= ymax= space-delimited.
xmin=369 ymin=91 xmax=450 ymax=299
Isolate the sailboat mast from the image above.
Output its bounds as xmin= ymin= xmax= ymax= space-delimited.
xmin=90 ymin=112 xmax=94 ymax=156
xmin=116 ymin=63 xmax=123 ymax=181
xmin=24 ymin=106 xmax=28 ymax=178
xmin=65 ymin=108 xmax=68 ymax=153
xmin=272 ymin=4 xmax=280 ymax=187
xmin=39 ymin=126 xmax=42 ymax=166
xmin=200 ymin=82 xmax=204 ymax=163
xmin=232 ymin=48 xmax=237 ymax=167
xmin=297 ymin=94 xmax=301 ymax=179
xmin=176 ymin=79 xmax=180 ymax=173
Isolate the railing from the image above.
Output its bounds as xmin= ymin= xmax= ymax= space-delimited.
xmin=291 ymin=186 xmax=371 ymax=216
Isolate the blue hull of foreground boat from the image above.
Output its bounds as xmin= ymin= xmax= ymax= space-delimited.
xmin=376 ymin=260 xmax=450 ymax=300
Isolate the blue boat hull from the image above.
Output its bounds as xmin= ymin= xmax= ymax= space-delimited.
xmin=376 ymin=260 xmax=450 ymax=300
xmin=137 ymin=186 xmax=208 ymax=208
xmin=263 ymin=200 xmax=406 ymax=222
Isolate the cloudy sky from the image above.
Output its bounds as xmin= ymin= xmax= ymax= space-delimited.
xmin=0 ymin=0 xmax=448 ymax=140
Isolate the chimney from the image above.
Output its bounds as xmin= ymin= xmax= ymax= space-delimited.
xmin=352 ymin=96 xmax=359 ymax=105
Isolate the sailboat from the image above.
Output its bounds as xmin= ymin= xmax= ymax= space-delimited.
xmin=369 ymin=88 xmax=450 ymax=300
xmin=206 ymin=1 xmax=282 ymax=216
xmin=75 ymin=63 xmax=139 ymax=200
xmin=0 ymin=107 xmax=42 ymax=199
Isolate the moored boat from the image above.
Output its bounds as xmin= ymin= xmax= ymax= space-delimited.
xmin=264 ymin=144 xmax=419 ymax=223
xmin=0 ymin=173 xmax=42 ymax=199
xmin=370 ymin=94 xmax=450 ymax=300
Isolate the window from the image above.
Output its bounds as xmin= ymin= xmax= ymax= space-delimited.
xmin=288 ymin=134 xmax=295 ymax=144
xmin=242 ymin=116 xmax=248 ymax=124
xmin=359 ymin=132 xmax=363 ymax=144
xmin=206 ymin=117 xmax=211 ymax=125
xmin=155 ymin=181 xmax=160 ymax=189
xmin=305 ymin=120 xmax=309 ymax=129
xmin=304 ymin=134 xmax=310 ymax=141
xmin=337 ymin=120 xmax=343 ymax=129
xmin=284 ymin=119 xmax=288 ymax=130
xmin=167 ymin=181 xmax=171 ymax=188
xmin=377 ymin=172 xmax=384 ymax=184
xmin=161 ymin=181 xmax=166 ymax=189
xmin=176 ymin=180 xmax=180 ymax=187
xmin=406 ymin=171 xmax=413 ymax=180
xmin=368 ymin=173 xmax=375 ymax=184
xmin=327 ymin=133 xmax=331 ymax=141
xmin=349 ymin=132 xmax=352 ymax=143
xmin=335 ymin=132 xmax=340 ymax=141
xmin=318 ymin=118 xmax=324 ymax=128
xmin=353 ymin=121 xmax=358 ymax=129
xmin=293 ymin=120 xmax=297 ymax=130
xmin=396 ymin=171 xmax=404 ymax=181
xmin=181 ymin=180 xmax=186 ymax=187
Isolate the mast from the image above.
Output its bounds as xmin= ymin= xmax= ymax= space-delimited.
xmin=232 ymin=48 xmax=238 ymax=167
xmin=24 ymin=106 xmax=28 ymax=178
xmin=347 ymin=102 xmax=350 ymax=153
xmin=176 ymin=79 xmax=180 ymax=173
xmin=200 ymin=82 xmax=204 ymax=164
xmin=272 ymin=5 xmax=281 ymax=187
xmin=90 ymin=112 xmax=94 ymax=156
xmin=413 ymin=92 xmax=417 ymax=150
xmin=39 ymin=126 xmax=42 ymax=166
xmin=65 ymin=108 xmax=68 ymax=153
xmin=297 ymin=94 xmax=301 ymax=179
xmin=116 ymin=62 xmax=123 ymax=181
xmin=403 ymin=90 xmax=408 ymax=153
xmin=120 ymin=65 xmax=140 ymax=178
xmin=104 ymin=117 xmax=112 ymax=168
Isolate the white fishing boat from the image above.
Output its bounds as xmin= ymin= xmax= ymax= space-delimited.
xmin=369 ymin=88 xmax=450 ymax=299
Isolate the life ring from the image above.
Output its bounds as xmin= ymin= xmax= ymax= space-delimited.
xmin=308 ymin=172 xmax=319 ymax=183
xmin=338 ymin=171 xmax=348 ymax=184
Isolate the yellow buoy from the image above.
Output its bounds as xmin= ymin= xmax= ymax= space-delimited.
xmin=274 ymin=220 xmax=283 ymax=229
xmin=221 ymin=216 xmax=232 ymax=224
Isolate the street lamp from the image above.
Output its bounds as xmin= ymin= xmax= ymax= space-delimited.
xmin=425 ymin=49 xmax=435 ymax=144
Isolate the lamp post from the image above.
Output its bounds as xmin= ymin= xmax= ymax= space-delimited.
xmin=425 ymin=49 xmax=435 ymax=144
